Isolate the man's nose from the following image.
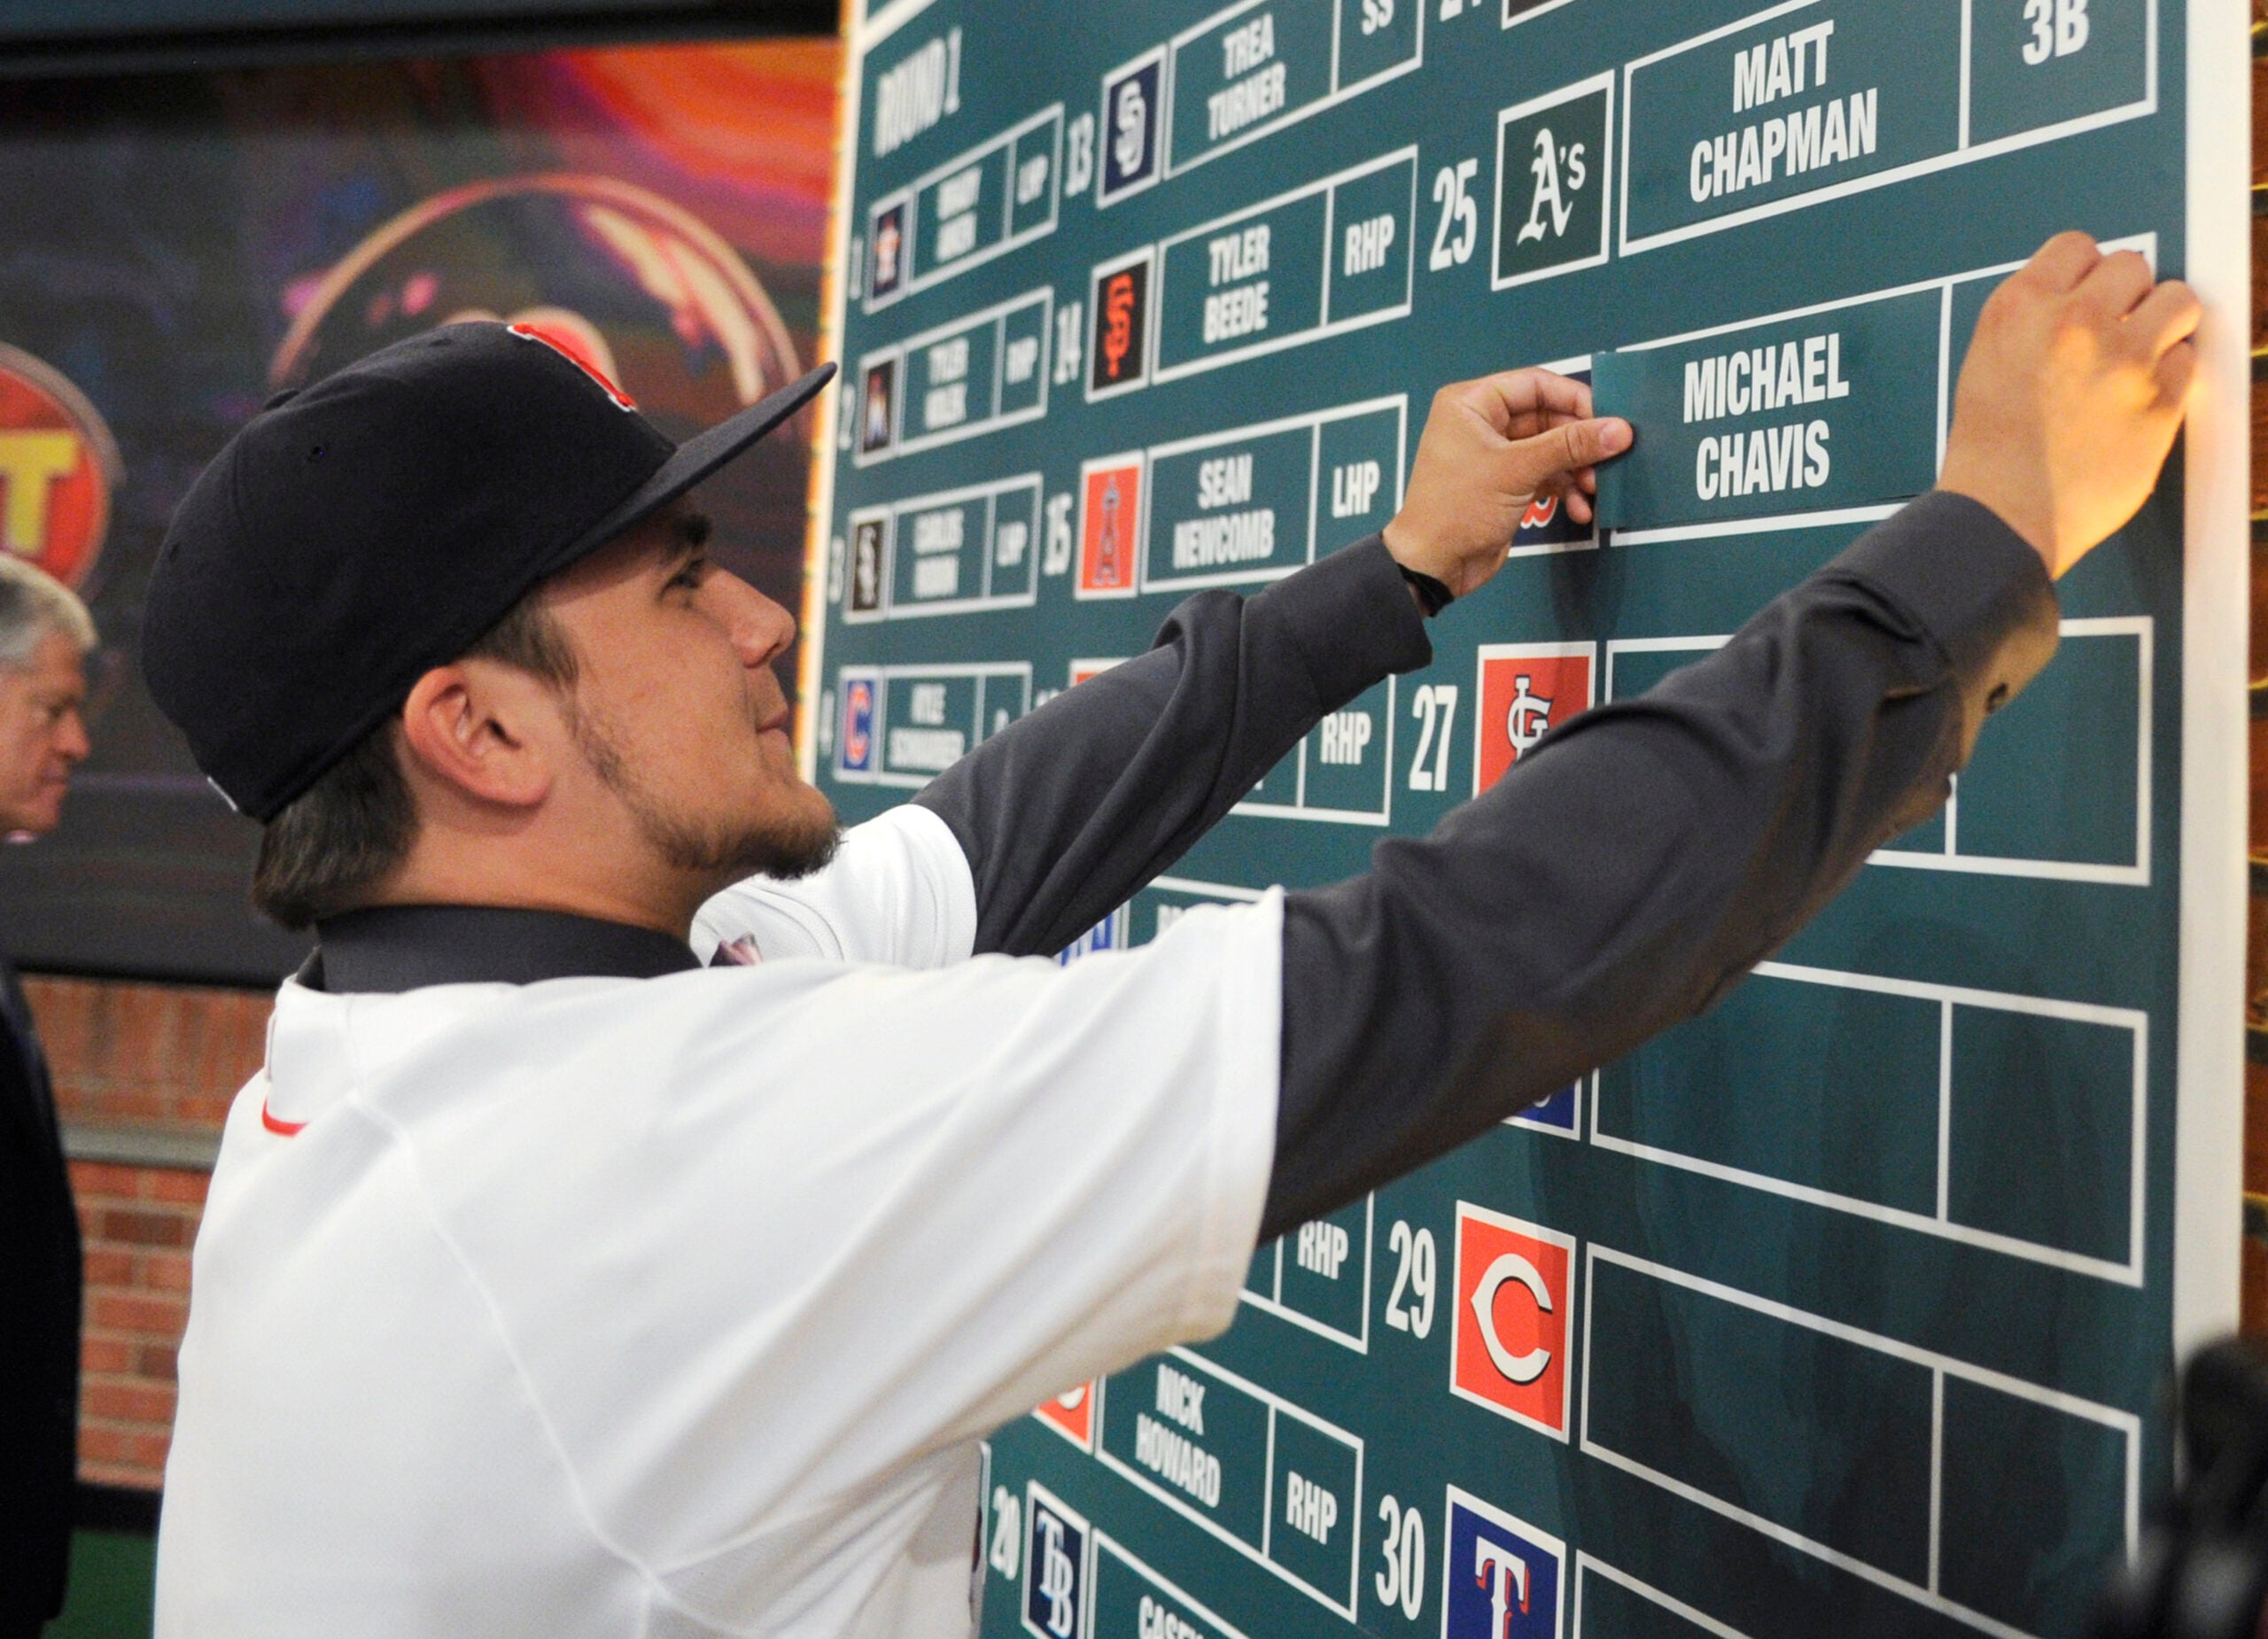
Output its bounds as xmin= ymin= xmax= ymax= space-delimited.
xmin=706 ymin=570 xmax=796 ymax=669
xmin=55 ymin=711 xmax=89 ymax=763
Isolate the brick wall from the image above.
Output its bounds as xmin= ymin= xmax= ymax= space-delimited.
xmin=24 ymin=975 xmax=269 ymax=1493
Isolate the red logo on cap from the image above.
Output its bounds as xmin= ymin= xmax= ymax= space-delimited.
xmin=507 ymin=319 xmax=637 ymax=410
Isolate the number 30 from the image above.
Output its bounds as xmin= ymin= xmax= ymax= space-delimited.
xmin=1374 ymin=1494 xmax=1428 ymax=1620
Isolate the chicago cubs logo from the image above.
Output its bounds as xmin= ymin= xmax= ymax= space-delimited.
xmin=0 ymin=344 xmax=120 ymax=591
xmin=839 ymin=675 xmax=877 ymax=774
xmin=1022 ymin=1483 xmax=1089 ymax=1639
xmin=1440 ymin=1487 xmax=1565 ymax=1639
xmin=1472 ymin=644 xmax=1595 ymax=796
xmin=1033 ymin=1381 xmax=1096 ymax=1449
xmin=507 ymin=319 xmax=636 ymax=409
xmin=1449 ymin=1204 xmax=1575 ymax=1439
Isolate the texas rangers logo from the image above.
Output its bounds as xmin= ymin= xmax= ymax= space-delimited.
xmin=838 ymin=676 xmax=877 ymax=775
xmin=1441 ymin=1487 xmax=1565 ymax=1639
xmin=1449 ymin=1204 xmax=1575 ymax=1439
xmin=1473 ymin=645 xmax=1594 ymax=796
xmin=1021 ymin=1483 xmax=1089 ymax=1639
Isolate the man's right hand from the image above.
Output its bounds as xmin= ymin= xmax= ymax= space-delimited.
xmin=1938 ymin=232 xmax=2202 ymax=579
xmin=1383 ymin=369 xmax=1632 ymax=602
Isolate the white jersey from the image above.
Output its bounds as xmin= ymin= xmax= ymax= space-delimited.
xmin=155 ymin=807 xmax=1282 ymax=1638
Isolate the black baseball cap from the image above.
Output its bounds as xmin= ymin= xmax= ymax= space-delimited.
xmin=143 ymin=322 xmax=834 ymax=822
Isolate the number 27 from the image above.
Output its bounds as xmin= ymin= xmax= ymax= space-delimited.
xmin=1409 ymin=684 xmax=1459 ymax=791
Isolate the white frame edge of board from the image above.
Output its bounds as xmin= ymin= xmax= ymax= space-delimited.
xmin=800 ymin=0 xmax=866 ymax=782
xmin=2171 ymin=0 xmax=2253 ymax=1363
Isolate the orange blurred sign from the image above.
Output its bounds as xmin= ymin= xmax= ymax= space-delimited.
xmin=0 ymin=346 xmax=119 ymax=591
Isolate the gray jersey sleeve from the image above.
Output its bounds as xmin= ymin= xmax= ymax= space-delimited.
xmin=1262 ymin=492 xmax=2060 ymax=1237
xmin=914 ymin=536 xmax=1433 ymax=958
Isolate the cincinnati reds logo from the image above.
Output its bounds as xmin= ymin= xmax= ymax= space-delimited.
xmin=0 ymin=344 xmax=120 ymax=591
xmin=1519 ymin=494 xmax=1559 ymax=530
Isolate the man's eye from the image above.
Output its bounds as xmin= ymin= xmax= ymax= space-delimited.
xmin=669 ymin=556 xmax=709 ymax=591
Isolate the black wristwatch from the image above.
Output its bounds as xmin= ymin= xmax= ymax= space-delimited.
xmin=1397 ymin=563 xmax=1455 ymax=618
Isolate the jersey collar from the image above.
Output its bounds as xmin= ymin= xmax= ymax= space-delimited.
xmin=307 ymin=905 xmax=701 ymax=993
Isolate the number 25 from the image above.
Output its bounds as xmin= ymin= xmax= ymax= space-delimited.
xmin=1429 ymin=160 xmax=1479 ymax=271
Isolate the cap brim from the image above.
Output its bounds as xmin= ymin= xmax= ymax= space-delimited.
xmin=557 ymin=361 xmax=836 ymax=562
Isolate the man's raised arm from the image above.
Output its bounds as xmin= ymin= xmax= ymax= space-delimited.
xmin=916 ymin=373 xmax=1630 ymax=959
xmin=1261 ymin=233 xmax=2203 ymax=1236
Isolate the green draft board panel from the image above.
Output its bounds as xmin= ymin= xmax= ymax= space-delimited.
xmin=804 ymin=3 xmax=2248 ymax=1635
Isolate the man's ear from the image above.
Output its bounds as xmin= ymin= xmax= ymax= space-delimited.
xmin=397 ymin=661 xmax=556 ymax=811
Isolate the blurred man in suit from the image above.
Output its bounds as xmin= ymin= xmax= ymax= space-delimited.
xmin=0 ymin=555 xmax=92 ymax=1637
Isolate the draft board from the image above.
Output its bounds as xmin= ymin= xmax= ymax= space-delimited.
xmin=804 ymin=3 xmax=2249 ymax=1635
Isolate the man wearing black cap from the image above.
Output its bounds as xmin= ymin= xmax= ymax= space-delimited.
xmin=146 ymin=235 xmax=2197 ymax=1638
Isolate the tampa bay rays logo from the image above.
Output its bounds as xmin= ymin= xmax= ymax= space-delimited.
xmin=1021 ymin=1484 xmax=1088 ymax=1639
xmin=1517 ymin=126 xmax=1588 ymax=246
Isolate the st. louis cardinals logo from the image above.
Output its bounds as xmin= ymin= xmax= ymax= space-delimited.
xmin=1473 ymin=645 xmax=1594 ymax=796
